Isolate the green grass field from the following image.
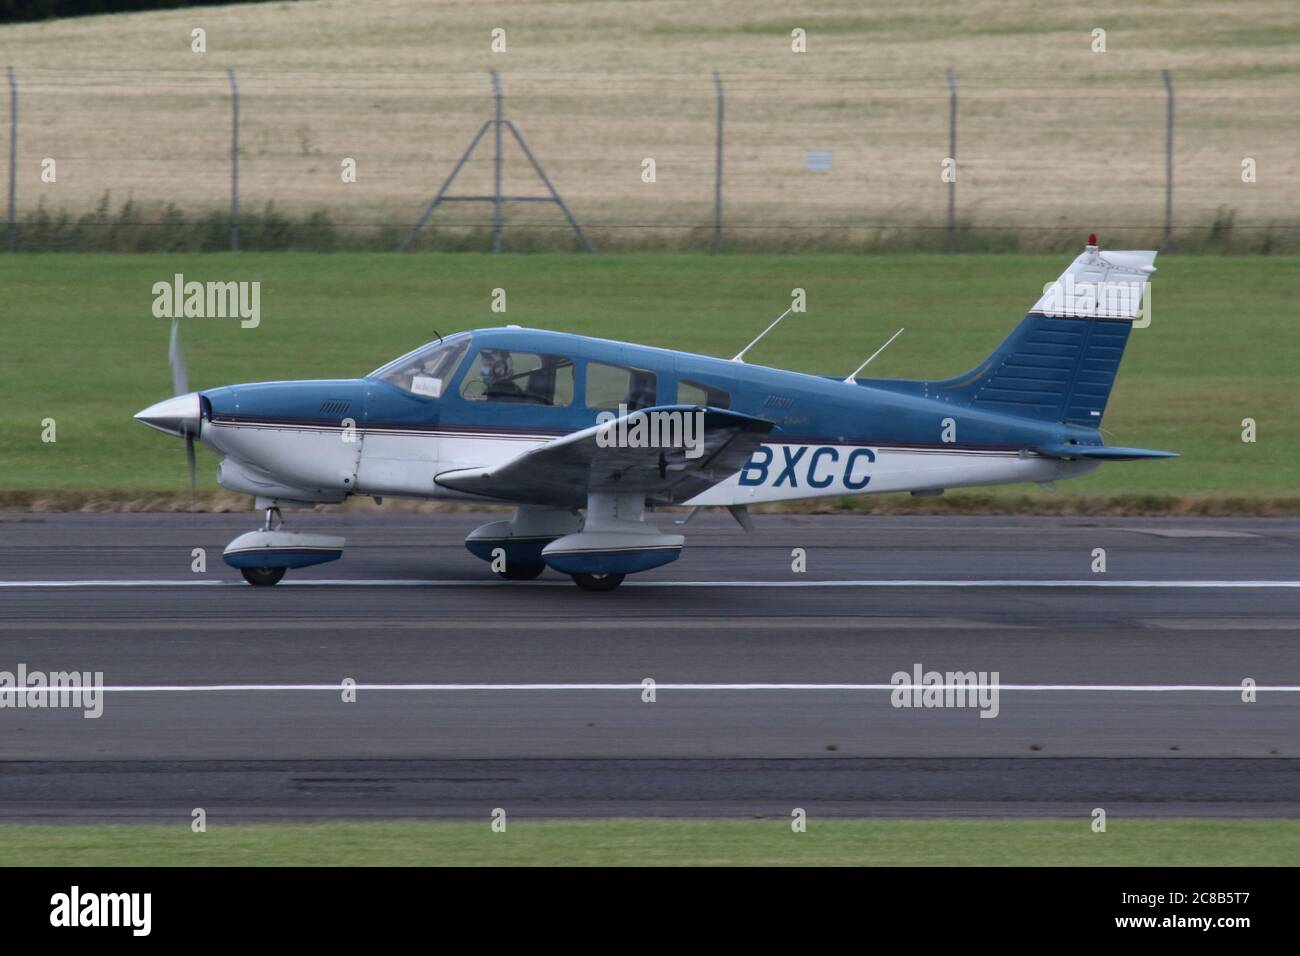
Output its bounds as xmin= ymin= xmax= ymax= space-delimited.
xmin=1 ymin=252 xmax=1295 ymax=509
xmin=2 ymin=819 xmax=1296 ymax=866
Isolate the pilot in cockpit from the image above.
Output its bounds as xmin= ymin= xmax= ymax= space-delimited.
xmin=479 ymin=349 xmax=525 ymax=400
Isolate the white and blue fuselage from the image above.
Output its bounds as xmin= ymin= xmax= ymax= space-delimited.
xmin=134 ymin=243 xmax=1174 ymax=588
xmin=192 ymin=324 xmax=1102 ymax=509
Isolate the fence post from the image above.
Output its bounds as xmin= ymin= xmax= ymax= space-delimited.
xmin=400 ymin=71 xmax=593 ymax=253
xmin=711 ymin=71 xmax=724 ymax=255
xmin=1161 ymin=69 xmax=1174 ymax=251
xmin=6 ymin=66 xmax=15 ymax=253
xmin=228 ymin=68 xmax=239 ymax=253
xmin=491 ymin=69 xmax=504 ymax=254
xmin=945 ymin=68 xmax=957 ymax=254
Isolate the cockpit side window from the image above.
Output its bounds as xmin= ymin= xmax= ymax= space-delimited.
xmin=459 ymin=349 xmax=575 ymax=406
xmin=372 ymin=336 xmax=471 ymax=398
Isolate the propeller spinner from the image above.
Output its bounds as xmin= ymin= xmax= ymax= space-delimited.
xmin=134 ymin=318 xmax=200 ymax=498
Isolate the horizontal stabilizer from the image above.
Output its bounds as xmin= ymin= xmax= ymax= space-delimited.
xmin=1037 ymin=444 xmax=1179 ymax=461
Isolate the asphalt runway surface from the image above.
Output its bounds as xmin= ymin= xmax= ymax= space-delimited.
xmin=2 ymin=510 xmax=1299 ymax=822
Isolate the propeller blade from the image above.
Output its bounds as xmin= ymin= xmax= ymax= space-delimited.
xmin=169 ymin=318 xmax=189 ymax=396
xmin=185 ymin=432 xmax=197 ymax=503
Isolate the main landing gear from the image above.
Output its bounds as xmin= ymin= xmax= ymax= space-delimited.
xmin=241 ymin=565 xmax=287 ymax=587
xmin=571 ymin=572 xmax=626 ymax=592
xmin=465 ymin=496 xmax=683 ymax=591
xmin=495 ymin=562 xmax=546 ymax=581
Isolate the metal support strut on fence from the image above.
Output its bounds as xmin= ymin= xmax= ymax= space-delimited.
xmin=945 ymin=68 xmax=957 ymax=255
xmin=400 ymin=70 xmax=595 ymax=253
xmin=6 ymin=66 xmax=16 ymax=253
xmin=1161 ymin=69 xmax=1174 ymax=252
xmin=228 ymin=68 xmax=239 ymax=253
xmin=712 ymin=71 xmax=724 ymax=255
xmin=491 ymin=69 xmax=504 ymax=253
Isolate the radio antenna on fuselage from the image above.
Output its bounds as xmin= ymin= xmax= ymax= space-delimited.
xmin=732 ymin=306 xmax=794 ymax=363
xmin=843 ymin=327 xmax=904 ymax=383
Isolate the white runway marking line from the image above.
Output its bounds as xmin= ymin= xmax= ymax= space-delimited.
xmin=4 ymin=578 xmax=1300 ymax=589
xmin=63 ymin=683 xmax=1300 ymax=694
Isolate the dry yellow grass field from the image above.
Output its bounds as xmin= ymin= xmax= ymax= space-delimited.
xmin=2 ymin=0 xmax=1298 ymax=249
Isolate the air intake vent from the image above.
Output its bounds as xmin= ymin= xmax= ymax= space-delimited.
xmin=319 ymin=399 xmax=351 ymax=417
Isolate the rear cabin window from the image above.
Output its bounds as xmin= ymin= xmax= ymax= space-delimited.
xmin=459 ymin=349 xmax=575 ymax=406
xmin=677 ymin=379 xmax=731 ymax=409
xmin=585 ymin=362 xmax=658 ymax=411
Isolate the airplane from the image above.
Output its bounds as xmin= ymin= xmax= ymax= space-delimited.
xmin=134 ymin=236 xmax=1176 ymax=591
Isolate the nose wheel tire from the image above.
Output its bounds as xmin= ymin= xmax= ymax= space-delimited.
xmin=494 ymin=562 xmax=546 ymax=581
xmin=571 ymin=572 xmax=625 ymax=592
xmin=240 ymin=566 xmax=286 ymax=587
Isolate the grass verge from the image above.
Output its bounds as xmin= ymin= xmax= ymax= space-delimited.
xmin=2 ymin=819 xmax=1297 ymax=866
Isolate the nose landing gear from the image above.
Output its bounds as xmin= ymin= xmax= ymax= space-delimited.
xmin=240 ymin=507 xmax=287 ymax=586
xmin=262 ymin=505 xmax=282 ymax=532
xmin=222 ymin=501 xmax=346 ymax=586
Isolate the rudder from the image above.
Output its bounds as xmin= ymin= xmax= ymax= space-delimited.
xmin=928 ymin=240 xmax=1155 ymax=427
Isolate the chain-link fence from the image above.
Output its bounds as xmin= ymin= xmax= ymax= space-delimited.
xmin=5 ymin=65 xmax=1297 ymax=252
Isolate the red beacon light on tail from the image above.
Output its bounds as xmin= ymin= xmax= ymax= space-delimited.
xmin=1087 ymin=233 xmax=1098 ymax=247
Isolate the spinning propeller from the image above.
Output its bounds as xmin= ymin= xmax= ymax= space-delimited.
xmin=168 ymin=318 xmax=197 ymax=500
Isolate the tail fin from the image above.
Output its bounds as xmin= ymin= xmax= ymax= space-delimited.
xmin=929 ymin=241 xmax=1155 ymax=426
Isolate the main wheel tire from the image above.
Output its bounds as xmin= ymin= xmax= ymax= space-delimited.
xmin=495 ymin=562 xmax=546 ymax=581
xmin=571 ymin=572 xmax=625 ymax=592
xmin=240 ymin=566 xmax=286 ymax=587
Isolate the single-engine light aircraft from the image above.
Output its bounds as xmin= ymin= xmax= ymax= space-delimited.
xmin=135 ymin=237 xmax=1175 ymax=591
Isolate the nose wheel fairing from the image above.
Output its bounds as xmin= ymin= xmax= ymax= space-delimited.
xmin=223 ymin=504 xmax=346 ymax=586
xmin=222 ymin=530 xmax=346 ymax=571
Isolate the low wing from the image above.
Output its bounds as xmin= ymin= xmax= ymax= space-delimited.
xmin=436 ymin=405 xmax=774 ymax=508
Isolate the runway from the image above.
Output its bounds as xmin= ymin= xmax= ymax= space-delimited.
xmin=2 ymin=510 xmax=1299 ymax=822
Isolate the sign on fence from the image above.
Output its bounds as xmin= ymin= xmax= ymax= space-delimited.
xmin=804 ymin=149 xmax=833 ymax=173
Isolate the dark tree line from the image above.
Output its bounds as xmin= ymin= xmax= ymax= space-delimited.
xmin=1 ymin=0 xmax=292 ymax=25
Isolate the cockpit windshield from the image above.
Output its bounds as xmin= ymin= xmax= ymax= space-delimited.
xmin=370 ymin=334 xmax=471 ymax=398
